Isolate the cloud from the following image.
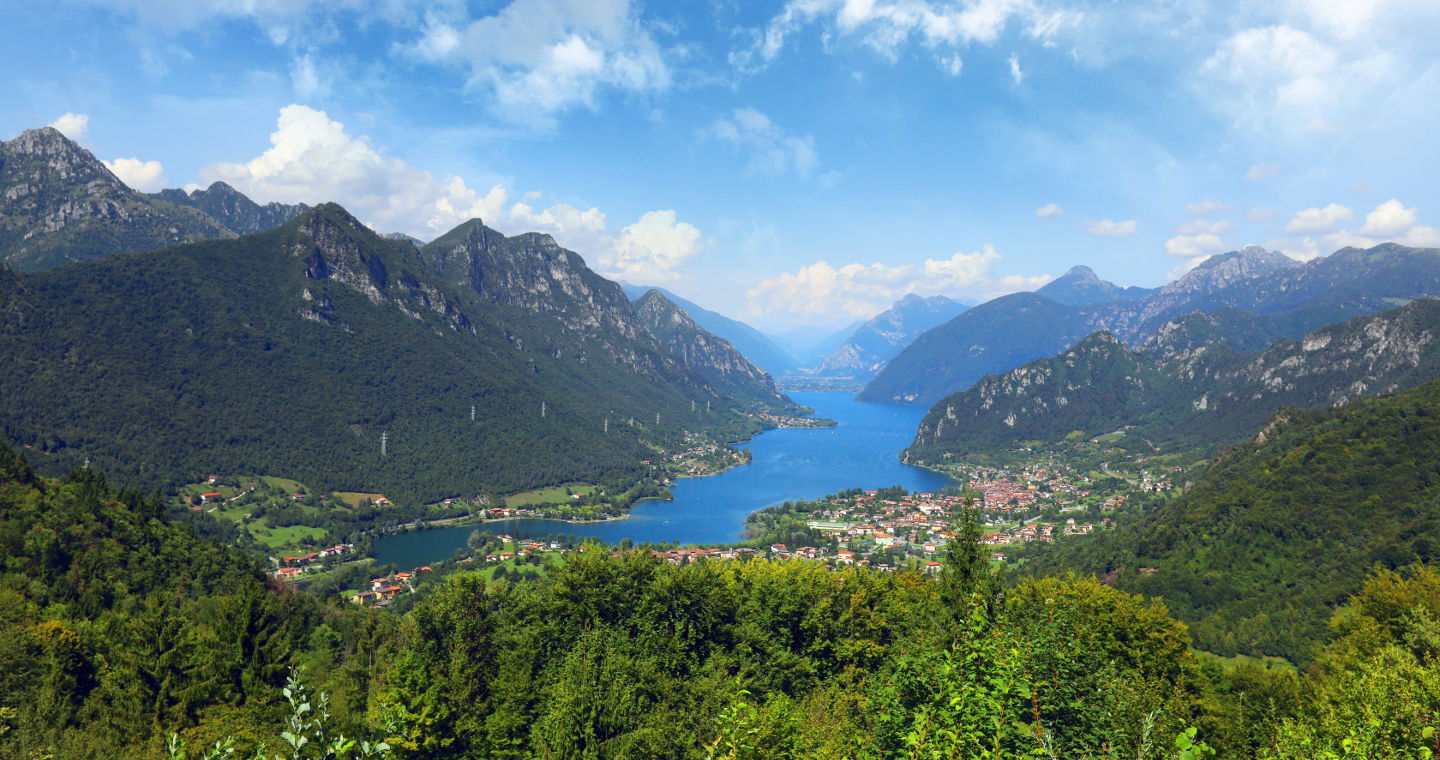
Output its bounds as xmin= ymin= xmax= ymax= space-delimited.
xmin=1245 ymin=162 xmax=1282 ymax=181
xmin=1034 ymin=202 xmax=1063 ymax=219
xmin=505 ymin=200 xmax=710 ymax=284
xmin=1303 ymin=115 xmax=1346 ymax=133
xmin=1177 ymin=218 xmax=1233 ymax=236
xmin=1358 ymin=198 xmax=1418 ymax=237
xmin=1165 ymin=233 xmax=1227 ymax=259
xmin=1202 ymin=23 xmax=1399 ymax=131
xmin=50 ymin=113 xmax=89 ymax=140
xmin=1008 ymin=54 xmax=1024 ymax=85
xmin=746 ymin=246 xmax=1049 ymax=324
xmin=607 ymin=210 xmax=706 ymax=283
xmin=1185 ymin=199 xmax=1231 ymax=216
xmin=731 ymin=0 xmax=1080 ymax=76
xmin=1285 ymin=203 xmax=1354 ymax=234
xmin=102 ymin=157 xmax=167 ymax=191
xmin=400 ymin=0 xmax=669 ymax=125
xmin=707 ymin=107 xmax=819 ymax=179
xmin=1246 ymin=207 xmax=1276 ymax=221
xmin=1085 ymin=219 xmax=1138 ymax=237
xmin=743 ymin=246 xmax=1048 ymax=323
xmin=201 ymin=104 xmax=511 ymax=238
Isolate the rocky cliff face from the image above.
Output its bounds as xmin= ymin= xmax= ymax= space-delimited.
xmin=908 ymin=298 xmax=1440 ymax=459
xmin=152 ymin=181 xmax=308 ymax=235
xmin=288 ymin=205 xmax=464 ymax=332
xmin=0 ymin=127 xmax=232 ymax=270
xmin=633 ymin=289 xmax=780 ymax=400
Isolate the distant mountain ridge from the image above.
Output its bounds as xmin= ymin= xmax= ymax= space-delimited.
xmin=1036 ymin=265 xmax=1156 ymax=306
xmin=813 ymin=293 xmax=969 ymax=379
xmin=151 ymin=181 xmax=309 ymax=235
xmin=621 ymin=283 xmax=798 ymax=375
xmin=632 ymin=289 xmax=784 ymax=404
xmin=907 ymin=298 xmax=1440 ymax=460
xmin=861 ymin=244 xmax=1440 ymax=405
xmin=0 ymin=127 xmax=234 ymax=270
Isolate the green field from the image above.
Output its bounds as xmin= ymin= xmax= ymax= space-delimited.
xmin=334 ymin=491 xmax=387 ymax=507
xmin=503 ymin=482 xmax=595 ymax=507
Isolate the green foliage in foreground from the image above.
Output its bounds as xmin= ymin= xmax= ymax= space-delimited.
xmin=5 ymin=442 xmax=1440 ymax=758
xmin=1023 ymin=373 xmax=1440 ymax=663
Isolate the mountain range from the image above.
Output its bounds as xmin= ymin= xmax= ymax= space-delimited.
xmin=862 ymin=244 xmax=1440 ymax=405
xmin=0 ymin=127 xmax=236 ymax=270
xmin=907 ymin=297 xmax=1440 ymax=461
xmin=812 ymin=294 xmax=969 ymax=379
xmin=0 ymin=182 xmax=793 ymax=503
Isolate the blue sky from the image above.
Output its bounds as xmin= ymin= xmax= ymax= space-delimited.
xmin=3 ymin=0 xmax=1439 ymax=330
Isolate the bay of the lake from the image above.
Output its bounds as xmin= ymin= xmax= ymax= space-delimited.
xmin=372 ymin=391 xmax=952 ymax=568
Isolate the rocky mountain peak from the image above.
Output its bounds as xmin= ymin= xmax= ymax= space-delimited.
xmin=1162 ymin=246 xmax=1300 ymax=298
xmin=2 ymin=126 xmax=128 ymax=193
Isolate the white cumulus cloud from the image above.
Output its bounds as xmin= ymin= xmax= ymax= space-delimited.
xmin=1085 ymin=219 xmax=1138 ymax=237
xmin=1165 ymin=233 xmax=1227 ymax=259
xmin=401 ymin=0 xmax=669 ymax=126
xmin=49 ymin=113 xmax=90 ymax=140
xmin=746 ymin=245 xmax=1049 ymax=324
xmin=1034 ymin=202 xmax=1063 ymax=219
xmin=1358 ymin=198 xmax=1419 ymax=237
xmin=103 ymin=157 xmax=167 ymax=191
xmin=1285 ymin=203 xmax=1354 ymax=234
xmin=200 ymin=105 xmax=510 ymax=239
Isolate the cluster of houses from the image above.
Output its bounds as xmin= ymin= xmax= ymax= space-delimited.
xmin=271 ymin=543 xmax=356 ymax=579
xmin=350 ymin=568 xmax=432 ymax=606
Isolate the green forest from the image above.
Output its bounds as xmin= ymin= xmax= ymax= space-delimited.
xmin=4 ymin=441 xmax=1440 ymax=759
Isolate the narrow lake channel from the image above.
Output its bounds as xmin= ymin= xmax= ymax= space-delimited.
xmin=372 ymin=391 xmax=953 ymax=567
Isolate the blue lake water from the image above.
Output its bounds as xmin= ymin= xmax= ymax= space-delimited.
xmin=372 ymin=392 xmax=952 ymax=567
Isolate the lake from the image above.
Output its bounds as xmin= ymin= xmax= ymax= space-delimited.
xmin=372 ymin=392 xmax=952 ymax=567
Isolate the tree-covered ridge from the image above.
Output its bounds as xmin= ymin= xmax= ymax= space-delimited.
xmin=0 ymin=444 xmax=392 ymax=759
xmin=1020 ymin=370 xmax=1440 ymax=663
xmin=862 ymin=243 xmax=1440 ymax=406
xmin=908 ymin=297 xmax=1440 ymax=461
xmin=0 ymin=127 xmax=236 ymax=271
xmin=0 ymin=204 xmax=775 ymax=503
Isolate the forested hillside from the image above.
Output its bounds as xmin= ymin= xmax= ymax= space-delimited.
xmin=5 ymin=442 xmax=1440 ymax=759
xmin=0 ymin=204 xmax=779 ymax=503
xmin=1022 ymin=372 xmax=1440 ymax=663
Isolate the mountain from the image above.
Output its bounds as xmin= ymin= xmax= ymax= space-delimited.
xmin=1023 ymin=370 xmax=1440 ymax=662
xmin=0 ymin=127 xmax=234 ymax=270
xmin=621 ymin=283 xmax=798 ymax=374
xmin=0 ymin=205 xmax=779 ymax=503
xmin=1035 ymin=265 xmax=1157 ymax=306
xmin=861 ymin=244 xmax=1440 ymax=405
xmin=384 ymin=231 xmax=426 ymax=249
xmin=813 ymin=294 xmax=969 ymax=379
xmin=150 ymin=180 xmax=309 ymax=235
xmin=772 ymin=319 xmax=869 ymax=369
xmin=907 ymin=298 xmax=1440 ymax=461
xmin=632 ymin=289 xmax=786 ymax=404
